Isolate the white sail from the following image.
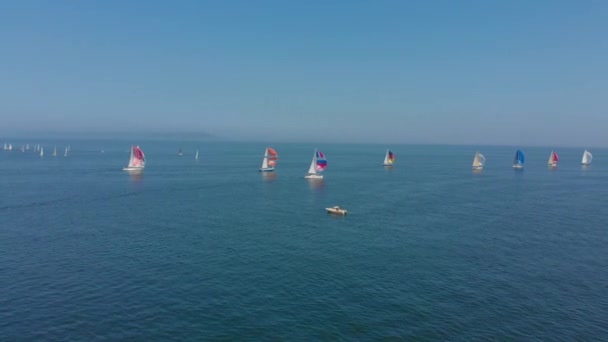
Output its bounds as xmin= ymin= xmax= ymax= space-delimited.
xmin=307 ymin=154 xmax=317 ymax=174
xmin=582 ymin=150 xmax=593 ymax=165
xmin=472 ymin=152 xmax=485 ymax=169
xmin=8 ymin=144 xmax=12 ymax=150
xmin=64 ymin=147 xmax=68 ymax=157
xmin=383 ymin=150 xmax=390 ymax=165
xmin=52 ymin=146 xmax=57 ymax=157
xmin=40 ymin=147 xmax=44 ymax=157
xmin=195 ymin=150 xmax=199 ymax=160
xmin=261 ymin=149 xmax=269 ymax=169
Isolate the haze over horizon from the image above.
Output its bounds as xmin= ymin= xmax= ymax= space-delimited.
xmin=1 ymin=1 xmax=607 ymax=146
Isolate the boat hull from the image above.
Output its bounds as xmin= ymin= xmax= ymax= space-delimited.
xmin=259 ymin=167 xmax=275 ymax=172
xmin=512 ymin=164 xmax=523 ymax=169
xmin=472 ymin=166 xmax=483 ymax=170
xmin=305 ymin=174 xmax=323 ymax=179
xmin=548 ymin=163 xmax=557 ymax=167
xmin=382 ymin=164 xmax=393 ymax=167
xmin=326 ymin=208 xmax=347 ymax=215
xmin=123 ymin=167 xmax=144 ymax=171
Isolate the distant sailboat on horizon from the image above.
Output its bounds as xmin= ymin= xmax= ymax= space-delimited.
xmin=547 ymin=151 xmax=559 ymax=167
xmin=64 ymin=146 xmax=69 ymax=157
xmin=304 ymin=149 xmax=327 ymax=179
xmin=472 ymin=151 xmax=485 ymax=170
xmin=382 ymin=149 xmax=395 ymax=167
xmin=123 ymin=145 xmax=146 ymax=171
xmin=513 ymin=149 xmax=524 ymax=169
xmin=195 ymin=149 xmax=199 ymax=160
xmin=40 ymin=147 xmax=44 ymax=158
xmin=52 ymin=146 xmax=57 ymax=157
xmin=582 ymin=149 xmax=592 ymax=165
xmin=178 ymin=147 xmax=183 ymax=156
xmin=259 ymin=147 xmax=278 ymax=172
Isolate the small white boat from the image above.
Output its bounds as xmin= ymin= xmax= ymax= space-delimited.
xmin=195 ymin=149 xmax=199 ymax=160
xmin=123 ymin=145 xmax=146 ymax=171
xmin=472 ymin=151 xmax=485 ymax=170
xmin=326 ymin=206 xmax=347 ymax=215
xmin=382 ymin=149 xmax=395 ymax=166
xmin=582 ymin=149 xmax=592 ymax=165
xmin=259 ymin=147 xmax=278 ymax=172
xmin=304 ymin=149 xmax=327 ymax=179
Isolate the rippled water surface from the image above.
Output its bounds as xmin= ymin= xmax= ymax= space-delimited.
xmin=1 ymin=141 xmax=607 ymax=340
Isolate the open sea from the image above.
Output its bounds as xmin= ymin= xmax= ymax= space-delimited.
xmin=1 ymin=140 xmax=607 ymax=340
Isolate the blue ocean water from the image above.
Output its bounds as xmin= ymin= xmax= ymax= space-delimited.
xmin=1 ymin=141 xmax=607 ymax=340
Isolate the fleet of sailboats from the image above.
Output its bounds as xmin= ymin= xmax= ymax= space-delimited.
xmin=382 ymin=149 xmax=395 ymax=167
xmin=259 ymin=147 xmax=278 ymax=172
xmin=472 ymin=152 xmax=485 ymax=170
xmin=581 ymin=150 xmax=592 ymax=165
xmin=304 ymin=149 xmax=327 ymax=179
xmin=122 ymin=145 xmax=146 ymax=171
xmin=547 ymin=151 xmax=559 ymax=167
xmin=513 ymin=150 xmax=525 ymax=169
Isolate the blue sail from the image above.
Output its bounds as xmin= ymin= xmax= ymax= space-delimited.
xmin=515 ymin=150 xmax=525 ymax=164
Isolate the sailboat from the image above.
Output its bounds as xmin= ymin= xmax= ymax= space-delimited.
xmin=259 ymin=147 xmax=278 ymax=172
xmin=40 ymin=147 xmax=44 ymax=158
xmin=195 ymin=149 xmax=199 ymax=160
xmin=472 ymin=151 xmax=485 ymax=170
xmin=64 ymin=147 xmax=68 ymax=157
xmin=7 ymin=144 xmax=12 ymax=151
xmin=21 ymin=145 xmax=25 ymax=152
xmin=582 ymin=149 xmax=593 ymax=165
xmin=304 ymin=149 xmax=327 ymax=179
xmin=547 ymin=151 xmax=559 ymax=167
xmin=52 ymin=146 xmax=57 ymax=157
xmin=382 ymin=149 xmax=395 ymax=166
xmin=178 ymin=147 xmax=183 ymax=156
xmin=123 ymin=145 xmax=146 ymax=171
xmin=512 ymin=149 xmax=525 ymax=169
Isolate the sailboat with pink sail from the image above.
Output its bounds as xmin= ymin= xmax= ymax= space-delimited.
xmin=259 ymin=147 xmax=278 ymax=172
xmin=547 ymin=151 xmax=559 ymax=167
xmin=123 ymin=145 xmax=146 ymax=171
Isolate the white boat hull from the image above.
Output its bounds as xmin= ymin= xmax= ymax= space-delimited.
xmin=383 ymin=164 xmax=393 ymax=167
xmin=305 ymin=174 xmax=323 ymax=179
xmin=548 ymin=163 xmax=557 ymax=167
xmin=259 ymin=167 xmax=275 ymax=172
xmin=472 ymin=166 xmax=483 ymax=170
xmin=326 ymin=207 xmax=347 ymax=215
xmin=123 ymin=167 xmax=144 ymax=171
xmin=512 ymin=164 xmax=523 ymax=169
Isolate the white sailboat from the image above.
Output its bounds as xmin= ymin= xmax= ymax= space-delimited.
xmin=382 ymin=149 xmax=395 ymax=166
xmin=259 ymin=147 xmax=278 ymax=172
xmin=8 ymin=144 xmax=12 ymax=151
xmin=195 ymin=149 xmax=199 ymax=160
xmin=547 ymin=151 xmax=559 ymax=167
xmin=472 ymin=152 xmax=485 ymax=170
xmin=304 ymin=149 xmax=327 ymax=179
xmin=40 ymin=147 xmax=44 ymax=158
xmin=123 ymin=145 xmax=146 ymax=171
xmin=64 ymin=147 xmax=68 ymax=157
xmin=52 ymin=146 xmax=57 ymax=157
xmin=582 ymin=149 xmax=593 ymax=165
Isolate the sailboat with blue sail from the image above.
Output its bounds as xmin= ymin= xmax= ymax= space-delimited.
xmin=513 ymin=149 xmax=525 ymax=169
xmin=304 ymin=149 xmax=327 ymax=179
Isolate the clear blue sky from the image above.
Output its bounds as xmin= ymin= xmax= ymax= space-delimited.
xmin=1 ymin=1 xmax=606 ymax=145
